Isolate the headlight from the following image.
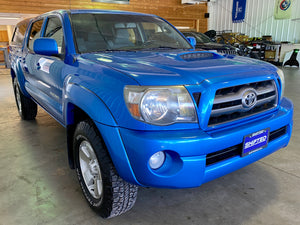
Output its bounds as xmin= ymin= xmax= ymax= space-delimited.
xmin=277 ymin=68 xmax=285 ymax=99
xmin=124 ymin=86 xmax=197 ymax=125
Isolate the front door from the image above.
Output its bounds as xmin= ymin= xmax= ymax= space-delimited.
xmin=24 ymin=16 xmax=66 ymax=124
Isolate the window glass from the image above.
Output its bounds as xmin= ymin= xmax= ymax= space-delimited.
xmin=44 ymin=17 xmax=64 ymax=54
xmin=28 ymin=20 xmax=44 ymax=51
xmin=12 ymin=21 xmax=28 ymax=45
xmin=71 ymin=13 xmax=191 ymax=53
xmin=192 ymin=32 xmax=212 ymax=43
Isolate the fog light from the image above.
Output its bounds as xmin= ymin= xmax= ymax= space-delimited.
xmin=149 ymin=151 xmax=166 ymax=170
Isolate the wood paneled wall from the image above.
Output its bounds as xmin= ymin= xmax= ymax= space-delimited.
xmin=0 ymin=0 xmax=207 ymax=32
xmin=0 ymin=30 xmax=8 ymax=42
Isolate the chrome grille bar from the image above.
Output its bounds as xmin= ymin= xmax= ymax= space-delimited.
xmin=213 ymin=84 xmax=275 ymax=104
xmin=209 ymin=80 xmax=278 ymax=126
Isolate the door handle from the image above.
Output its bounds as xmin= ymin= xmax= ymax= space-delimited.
xmin=23 ymin=64 xmax=29 ymax=73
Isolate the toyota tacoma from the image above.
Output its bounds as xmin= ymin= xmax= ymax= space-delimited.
xmin=9 ymin=9 xmax=293 ymax=218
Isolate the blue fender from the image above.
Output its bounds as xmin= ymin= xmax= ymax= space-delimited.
xmin=94 ymin=122 xmax=141 ymax=185
xmin=63 ymin=81 xmax=117 ymax=127
xmin=63 ymin=77 xmax=139 ymax=184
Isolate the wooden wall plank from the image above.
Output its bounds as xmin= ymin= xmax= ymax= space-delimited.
xmin=0 ymin=30 xmax=8 ymax=42
xmin=0 ymin=0 xmax=208 ymax=32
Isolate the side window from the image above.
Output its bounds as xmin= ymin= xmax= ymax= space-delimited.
xmin=12 ymin=27 xmax=20 ymax=43
xmin=142 ymin=22 xmax=176 ymax=45
xmin=12 ymin=21 xmax=29 ymax=45
xmin=44 ymin=17 xmax=64 ymax=55
xmin=28 ymin=19 xmax=44 ymax=51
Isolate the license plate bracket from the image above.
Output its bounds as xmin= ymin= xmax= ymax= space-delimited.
xmin=242 ymin=128 xmax=270 ymax=157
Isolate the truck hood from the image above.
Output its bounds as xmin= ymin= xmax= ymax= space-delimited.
xmin=80 ymin=51 xmax=277 ymax=86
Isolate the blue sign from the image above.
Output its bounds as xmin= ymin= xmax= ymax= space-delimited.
xmin=232 ymin=0 xmax=247 ymax=23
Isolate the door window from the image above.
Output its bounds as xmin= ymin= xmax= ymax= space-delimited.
xmin=27 ymin=19 xmax=44 ymax=51
xmin=44 ymin=17 xmax=64 ymax=55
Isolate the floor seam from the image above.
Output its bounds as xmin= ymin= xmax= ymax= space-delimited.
xmin=258 ymin=160 xmax=300 ymax=179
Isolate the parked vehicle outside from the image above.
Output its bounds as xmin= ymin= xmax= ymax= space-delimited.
xmin=9 ymin=9 xmax=293 ymax=218
xmin=182 ymin=31 xmax=237 ymax=55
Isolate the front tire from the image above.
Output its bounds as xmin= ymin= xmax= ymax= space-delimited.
xmin=13 ymin=79 xmax=37 ymax=120
xmin=73 ymin=120 xmax=138 ymax=218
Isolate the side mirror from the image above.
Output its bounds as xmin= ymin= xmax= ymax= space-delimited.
xmin=186 ymin=36 xmax=196 ymax=48
xmin=33 ymin=38 xmax=58 ymax=56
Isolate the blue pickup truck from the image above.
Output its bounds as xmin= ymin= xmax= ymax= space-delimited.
xmin=9 ymin=9 xmax=293 ymax=218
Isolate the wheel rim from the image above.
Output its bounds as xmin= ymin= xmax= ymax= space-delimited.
xmin=15 ymin=85 xmax=22 ymax=113
xmin=79 ymin=140 xmax=103 ymax=199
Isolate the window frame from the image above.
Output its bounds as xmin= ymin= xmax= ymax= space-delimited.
xmin=26 ymin=18 xmax=45 ymax=52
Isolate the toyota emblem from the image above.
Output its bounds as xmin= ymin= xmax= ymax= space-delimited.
xmin=242 ymin=89 xmax=257 ymax=109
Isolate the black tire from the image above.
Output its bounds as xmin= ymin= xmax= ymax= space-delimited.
xmin=13 ymin=79 xmax=37 ymax=120
xmin=73 ymin=120 xmax=138 ymax=218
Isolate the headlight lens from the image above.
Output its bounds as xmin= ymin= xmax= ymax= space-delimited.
xmin=124 ymin=86 xmax=197 ymax=125
xmin=277 ymin=68 xmax=285 ymax=99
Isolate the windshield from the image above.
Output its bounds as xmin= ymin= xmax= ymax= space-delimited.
xmin=71 ymin=13 xmax=192 ymax=53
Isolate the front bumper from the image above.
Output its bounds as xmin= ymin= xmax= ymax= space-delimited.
xmin=118 ymin=97 xmax=293 ymax=188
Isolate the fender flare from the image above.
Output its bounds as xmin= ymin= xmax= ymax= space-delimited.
xmin=63 ymin=81 xmax=116 ymax=168
xmin=11 ymin=61 xmax=31 ymax=98
xmin=63 ymin=82 xmax=117 ymax=126
xmin=63 ymin=81 xmax=139 ymax=184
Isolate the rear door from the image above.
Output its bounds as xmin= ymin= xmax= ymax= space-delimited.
xmin=10 ymin=20 xmax=30 ymax=88
xmin=22 ymin=18 xmax=44 ymax=88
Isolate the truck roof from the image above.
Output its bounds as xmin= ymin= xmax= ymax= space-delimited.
xmin=40 ymin=9 xmax=154 ymax=17
xmin=70 ymin=9 xmax=153 ymax=16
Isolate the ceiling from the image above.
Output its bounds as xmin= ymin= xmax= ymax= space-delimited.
xmin=0 ymin=13 xmax=38 ymax=26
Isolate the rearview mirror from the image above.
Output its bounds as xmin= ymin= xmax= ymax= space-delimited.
xmin=34 ymin=38 xmax=59 ymax=56
xmin=186 ymin=36 xmax=196 ymax=48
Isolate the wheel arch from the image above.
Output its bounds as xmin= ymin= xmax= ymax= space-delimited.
xmin=63 ymin=83 xmax=139 ymax=184
xmin=65 ymin=102 xmax=140 ymax=185
xmin=10 ymin=68 xmax=16 ymax=79
xmin=63 ymin=79 xmax=117 ymax=168
xmin=10 ymin=63 xmax=30 ymax=97
xmin=63 ymin=84 xmax=118 ymax=169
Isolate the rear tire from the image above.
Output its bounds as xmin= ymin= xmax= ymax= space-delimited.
xmin=73 ymin=120 xmax=138 ymax=218
xmin=13 ymin=79 xmax=37 ymax=120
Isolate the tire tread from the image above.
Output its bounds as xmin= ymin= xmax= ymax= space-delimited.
xmin=13 ymin=79 xmax=37 ymax=120
xmin=74 ymin=120 xmax=138 ymax=219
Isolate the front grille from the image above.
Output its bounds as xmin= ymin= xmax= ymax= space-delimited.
xmin=206 ymin=126 xmax=288 ymax=166
xmin=269 ymin=126 xmax=287 ymax=142
xmin=209 ymin=80 xmax=278 ymax=126
xmin=206 ymin=144 xmax=242 ymax=166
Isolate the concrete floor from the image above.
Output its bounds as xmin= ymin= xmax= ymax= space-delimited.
xmin=0 ymin=67 xmax=299 ymax=225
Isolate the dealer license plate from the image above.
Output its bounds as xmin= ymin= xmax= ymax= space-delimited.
xmin=242 ymin=128 xmax=270 ymax=157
